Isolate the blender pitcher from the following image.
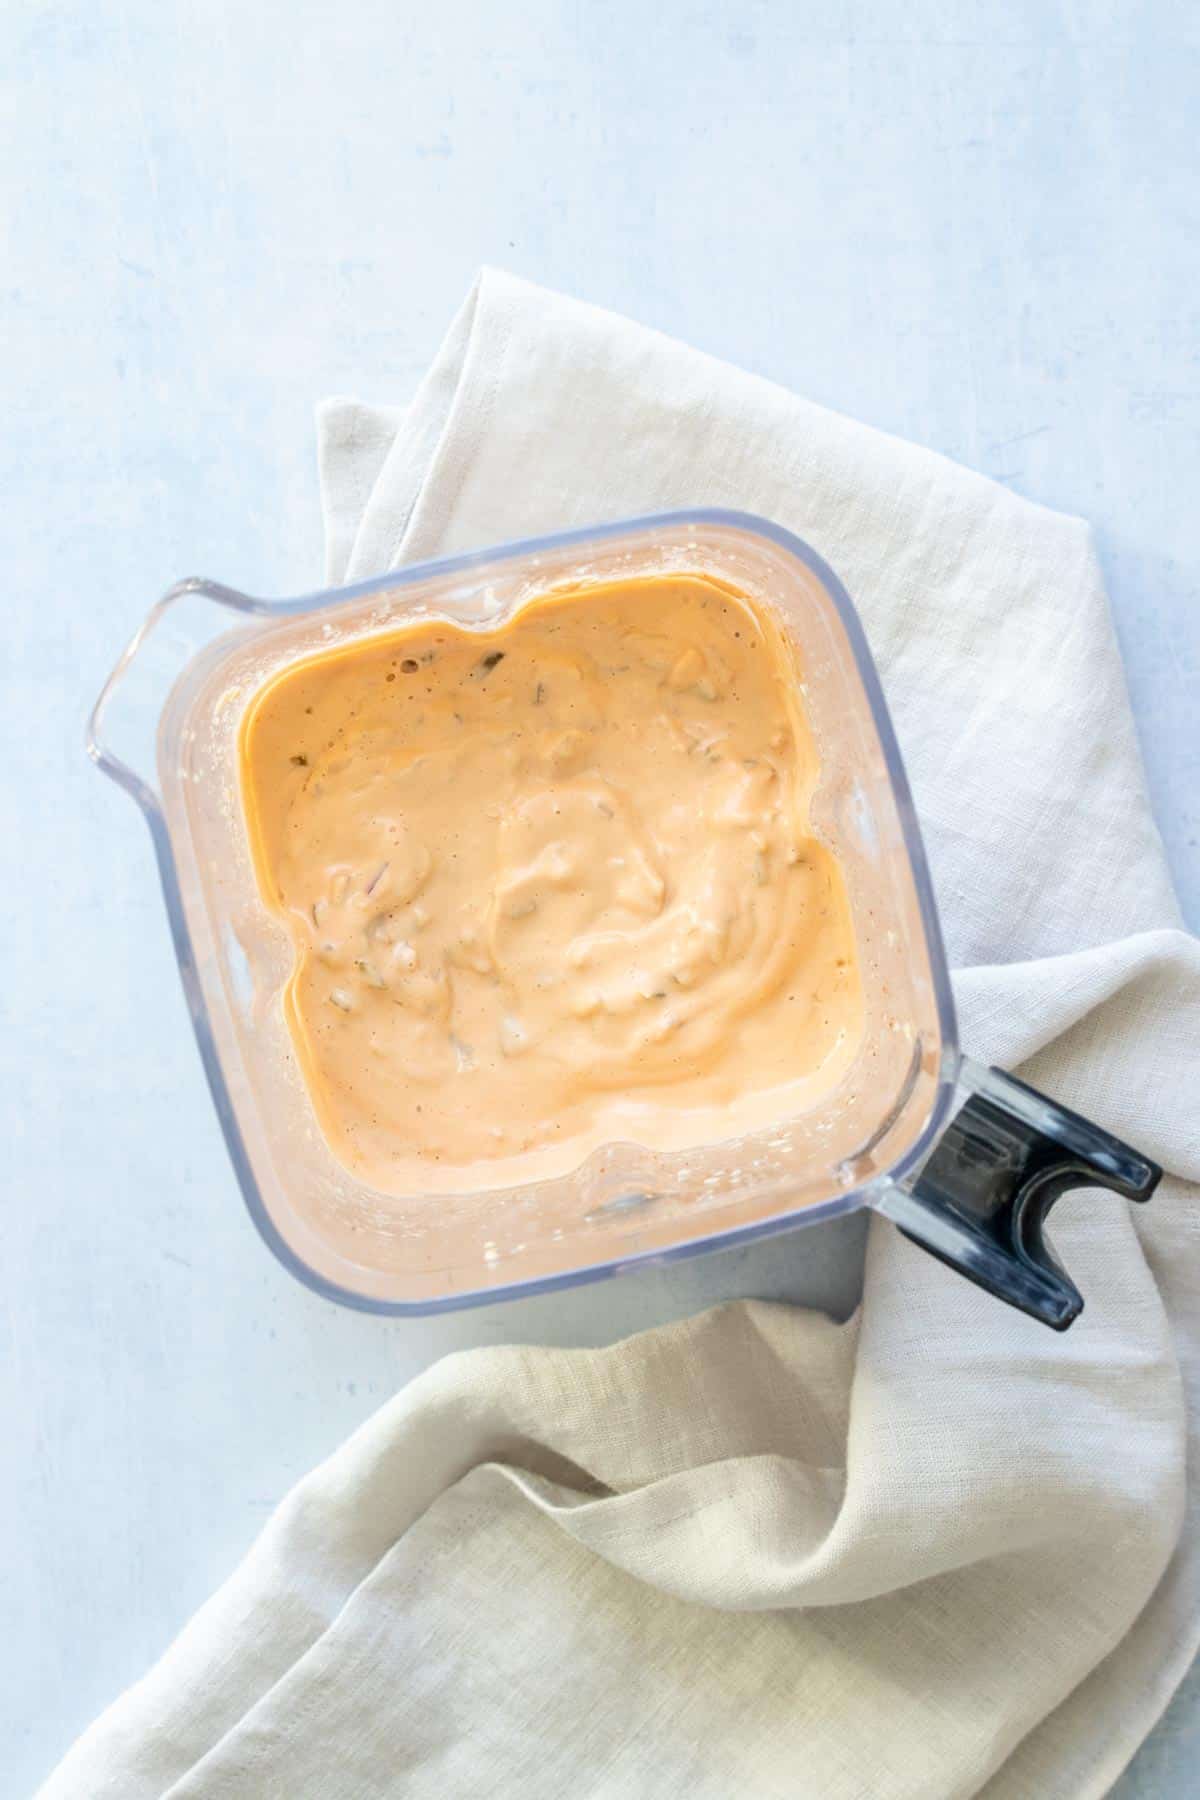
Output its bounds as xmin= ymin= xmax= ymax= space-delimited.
xmin=87 ymin=510 xmax=1160 ymax=1328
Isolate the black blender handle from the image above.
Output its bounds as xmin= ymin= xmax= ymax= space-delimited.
xmin=880 ymin=1065 xmax=1161 ymax=1330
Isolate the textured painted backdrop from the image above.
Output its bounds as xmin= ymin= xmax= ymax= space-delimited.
xmin=2 ymin=1 xmax=1197 ymax=1792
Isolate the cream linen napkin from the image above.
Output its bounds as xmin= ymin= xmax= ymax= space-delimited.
xmin=45 ymin=272 xmax=1200 ymax=1799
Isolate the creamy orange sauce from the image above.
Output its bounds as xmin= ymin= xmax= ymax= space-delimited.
xmin=239 ymin=574 xmax=864 ymax=1193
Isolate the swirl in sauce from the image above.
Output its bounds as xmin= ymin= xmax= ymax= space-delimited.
xmin=239 ymin=574 xmax=864 ymax=1193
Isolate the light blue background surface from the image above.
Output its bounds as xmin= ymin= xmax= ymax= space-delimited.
xmin=3 ymin=2 xmax=1197 ymax=1793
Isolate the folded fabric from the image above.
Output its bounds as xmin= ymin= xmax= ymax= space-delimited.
xmin=44 ymin=271 xmax=1200 ymax=1799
